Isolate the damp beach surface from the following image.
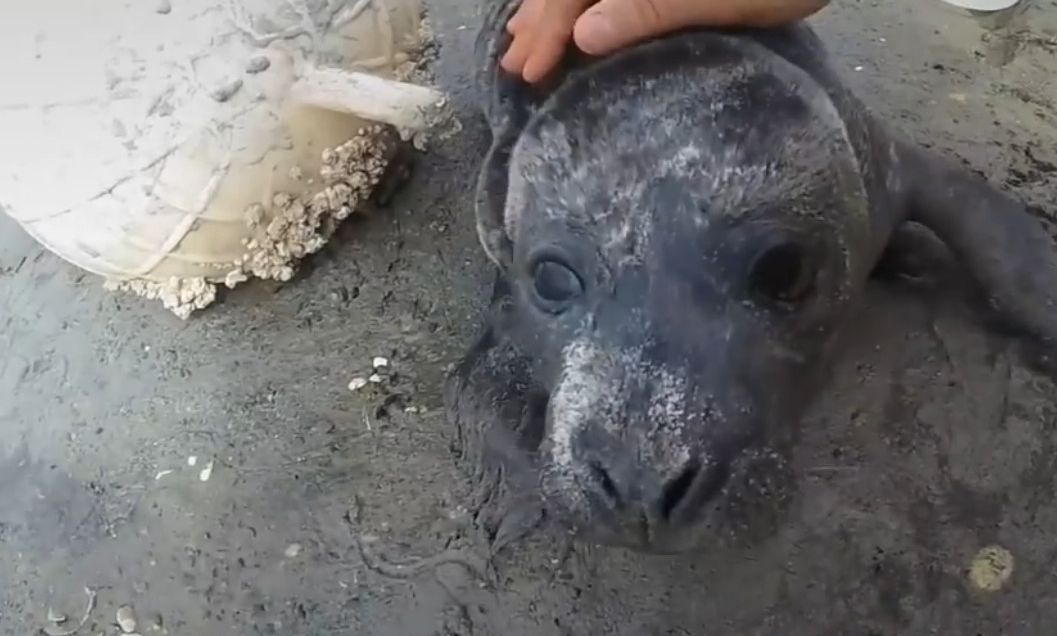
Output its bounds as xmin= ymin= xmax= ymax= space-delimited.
xmin=1 ymin=0 xmax=1055 ymax=634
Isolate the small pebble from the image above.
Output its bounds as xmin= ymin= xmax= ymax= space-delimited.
xmin=209 ymin=78 xmax=243 ymax=103
xmin=117 ymin=605 xmax=137 ymax=633
xmin=187 ymin=455 xmax=197 ymax=467
xmin=372 ymin=356 xmax=389 ymax=368
xmin=246 ymin=55 xmax=271 ymax=74
xmin=368 ymin=374 xmax=383 ymax=384
xmin=284 ymin=543 xmax=302 ymax=558
xmin=348 ymin=377 xmax=368 ymax=391
xmin=198 ymin=459 xmax=214 ymax=482
xmin=854 ymin=65 xmax=864 ymax=72
xmin=969 ymin=545 xmax=1014 ymax=592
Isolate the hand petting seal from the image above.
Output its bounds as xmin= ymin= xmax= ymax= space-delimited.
xmin=444 ymin=0 xmax=1057 ymax=555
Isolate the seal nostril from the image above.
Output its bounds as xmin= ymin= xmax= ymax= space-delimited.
xmin=589 ymin=460 xmax=621 ymax=507
xmin=659 ymin=459 xmax=731 ymax=522
xmin=660 ymin=459 xmax=701 ymax=521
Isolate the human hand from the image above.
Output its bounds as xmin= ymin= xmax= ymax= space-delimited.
xmin=500 ymin=0 xmax=831 ymax=83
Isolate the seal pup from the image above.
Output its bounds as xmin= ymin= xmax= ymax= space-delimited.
xmin=445 ymin=0 xmax=1057 ymax=555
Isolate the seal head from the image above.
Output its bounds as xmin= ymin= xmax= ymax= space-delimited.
xmin=491 ymin=34 xmax=871 ymax=552
xmin=452 ymin=1 xmax=1057 ymax=558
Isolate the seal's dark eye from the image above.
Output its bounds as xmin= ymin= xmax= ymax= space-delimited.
xmin=748 ymin=241 xmax=816 ymax=306
xmin=533 ymin=260 xmax=583 ymax=305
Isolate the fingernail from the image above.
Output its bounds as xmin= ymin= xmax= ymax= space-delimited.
xmin=574 ymin=11 xmax=618 ymax=54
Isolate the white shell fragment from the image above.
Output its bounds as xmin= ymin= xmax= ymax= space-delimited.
xmin=116 ymin=604 xmax=137 ymax=633
xmin=348 ymin=377 xmax=369 ymax=392
xmin=41 ymin=588 xmax=96 ymax=636
xmin=372 ymin=356 xmax=390 ymax=368
xmin=198 ymin=459 xmax=214 ymax=482
xmin=939 ymin=0 xmax=1019 ymax=9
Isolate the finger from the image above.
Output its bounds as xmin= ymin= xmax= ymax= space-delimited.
xmin=500 ymin=31 xmax=535 ymax=74
xmin=519 ymin=0 xmax=595 ymax=82
xmin=573 ymin=0 xmax=828 ymax=56
xmin=501 ymin=0 xmax=548 ymax=73
xmin=506 ymin=0 xmax=545 ymax=33
xmin=521 ymin=36 xmax=568 ymax=83
xmin=572 ymin=0 xmax=711 ymax=55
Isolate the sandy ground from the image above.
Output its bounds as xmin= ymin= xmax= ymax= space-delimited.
xmin=2 ymin=0 xmax=1056 ymax=634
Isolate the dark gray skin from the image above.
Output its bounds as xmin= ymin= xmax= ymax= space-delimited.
xmin=444 ymin=0 xmax=1057 ymax=556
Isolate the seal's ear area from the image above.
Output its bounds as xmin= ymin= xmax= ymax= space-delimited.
xmin=474 ymin=131 xmax=518 ymax=270
xmin=897 ymin=140 xmax=1057 ymax=365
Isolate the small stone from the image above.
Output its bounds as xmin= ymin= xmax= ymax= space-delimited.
xmin=284 ymin=543 xmax=302 ymax=558
xmin=156 ymin=0 xmax=172 ymax=14
xmin=187 ymin=455 xmax=197 ymax=467
xmin=969 ymin=545 xmax=1014 ymax=592
xmin=367 ymin=374 xmax=383 ymax=384
xmin=198 ymin=459 xmax=214 ymax=482
xmin=372 ymin=356 xmax=389 ymax=368
xmin=348 ymin=377 xmax=368 ymax=391
xmin=246 ymin=55 xmax=271 ymax=74
xmin=209 ymin=78 xmax=243 ymax=103
xmin=116 ymin=605 xmax=137 ymax=633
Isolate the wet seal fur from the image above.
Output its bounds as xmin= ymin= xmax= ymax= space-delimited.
xmin=444 ymin=0 xmax=1057 ymax=556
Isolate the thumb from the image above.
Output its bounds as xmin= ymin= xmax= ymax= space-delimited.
xmin=573 ymin=0 xmax=723 ymax=56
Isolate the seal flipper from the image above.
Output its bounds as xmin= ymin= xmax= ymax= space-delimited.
xmin=872 ymin=221 xmax=958 ymax=288
xmin=896 ymin=140 xmax=1057 ymax=373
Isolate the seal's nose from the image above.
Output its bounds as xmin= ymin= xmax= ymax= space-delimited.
xmin=580 ymin=449 xmax=729 ymax=535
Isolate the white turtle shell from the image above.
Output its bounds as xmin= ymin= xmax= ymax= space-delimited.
xmin=0 ymin=0 xmax=434 ymax=282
